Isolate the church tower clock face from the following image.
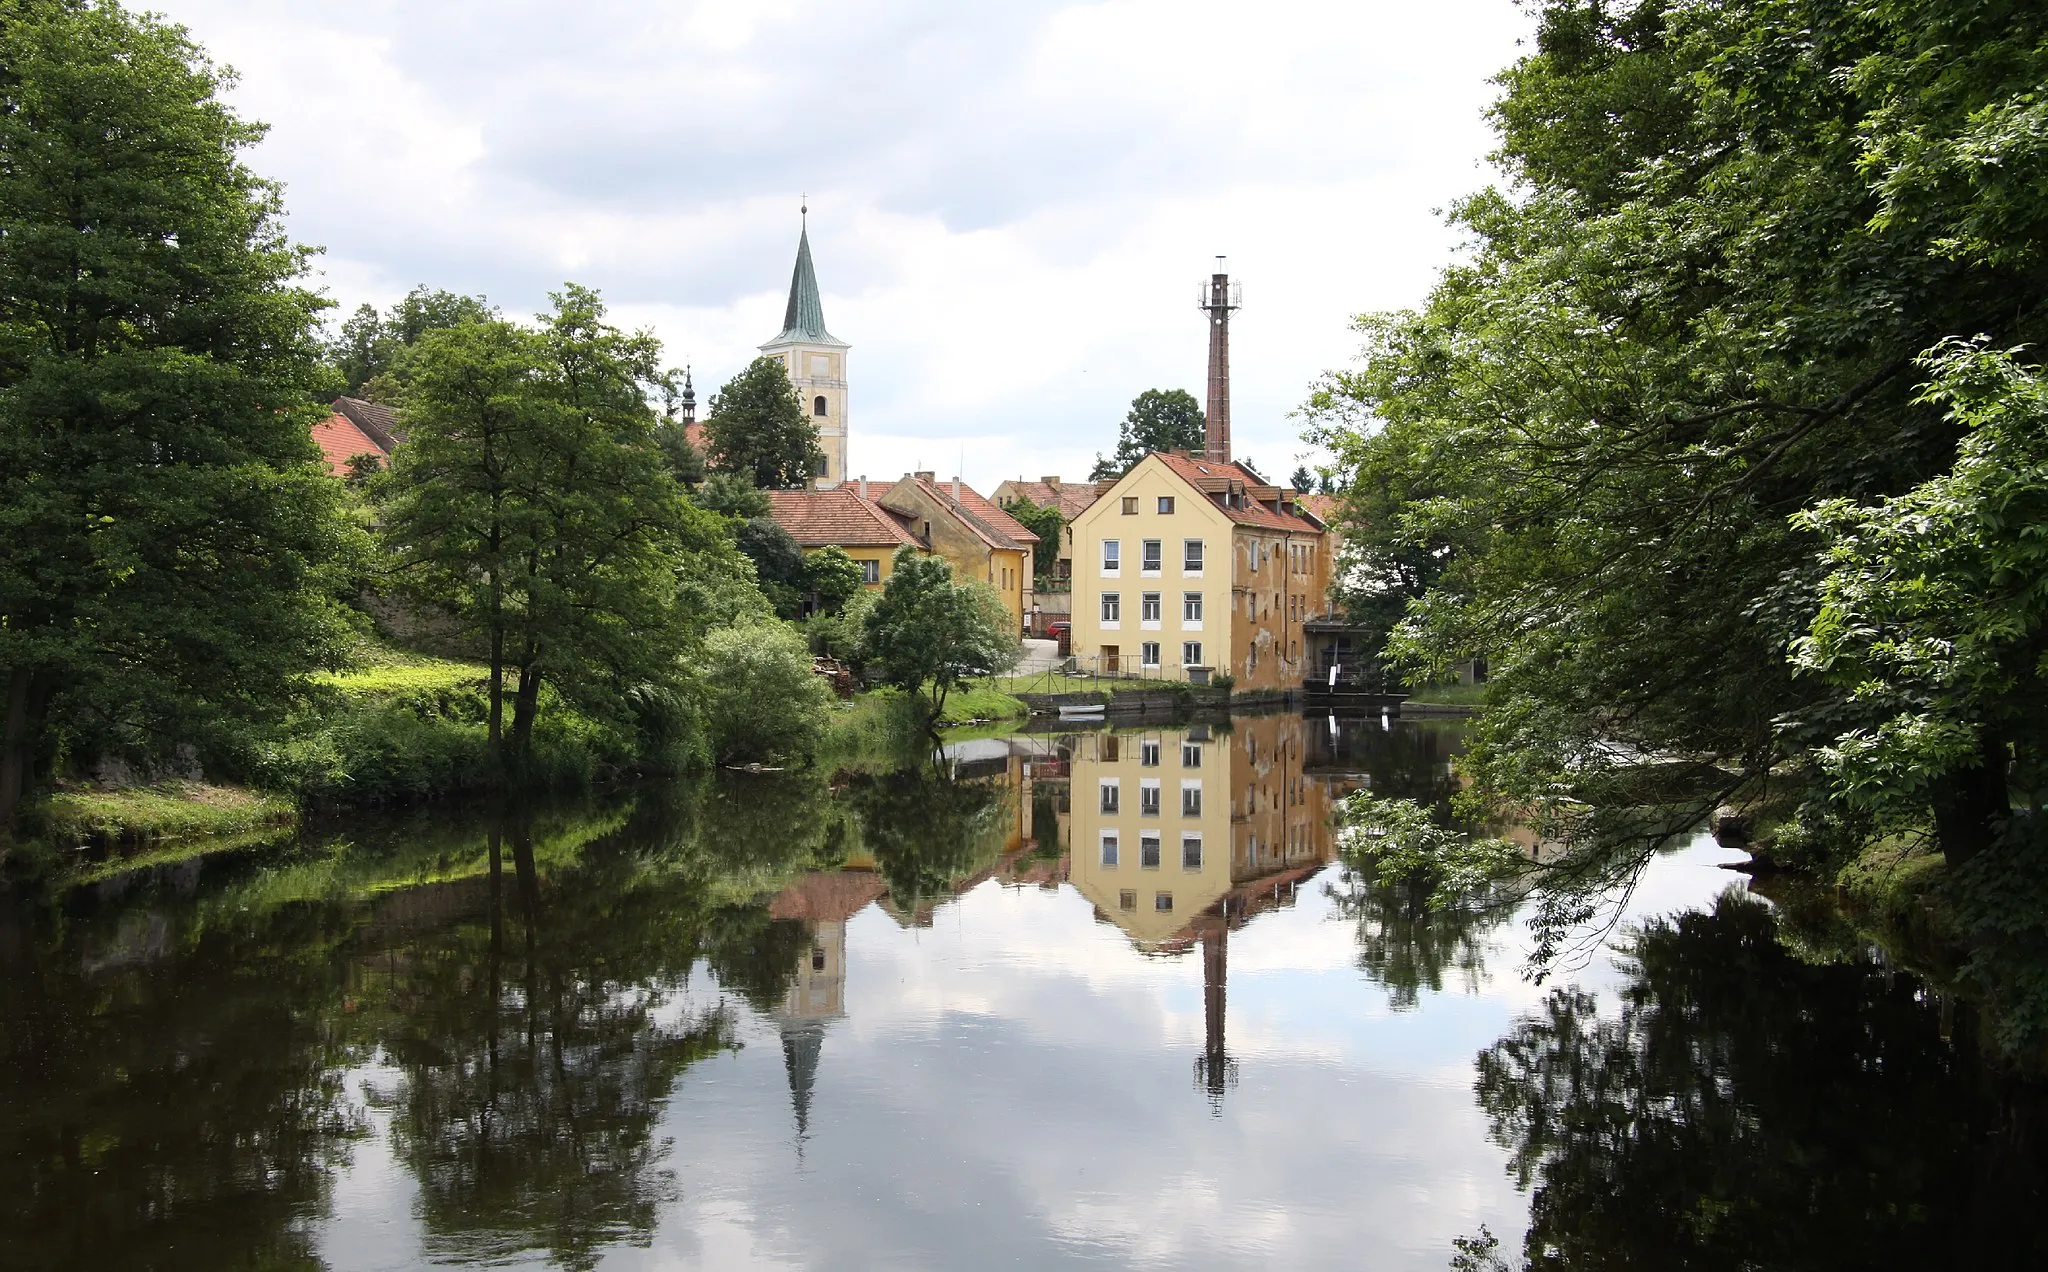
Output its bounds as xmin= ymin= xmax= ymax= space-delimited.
xmin=759 ymin=210 xmax=849 ymax=489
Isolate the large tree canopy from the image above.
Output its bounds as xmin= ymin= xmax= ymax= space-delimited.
xmin=1089 ymin=388 xmax=1205 ymax=479
xmin=1310 ymin=0 xmax=2048 ymax=884
xmin=702 ymin=356 xmax=823 ymax=490
xmin=0 ymin=0 xmax=357 ymax=830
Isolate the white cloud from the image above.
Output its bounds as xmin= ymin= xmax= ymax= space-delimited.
xmin=150 ymin=0 xmax=1530 ymax=488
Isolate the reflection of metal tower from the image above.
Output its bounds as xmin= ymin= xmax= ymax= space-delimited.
xmin=1198 ymin=261 xmax=1242 ymax=463
xmin=1192 ymin=916 xmax=1237 ymax=1109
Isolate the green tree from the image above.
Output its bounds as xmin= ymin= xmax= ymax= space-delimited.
xmin=703 ymin=356 xmax=822 ymax=489
xmin=860 ymin=548 xmax=1018 ymax=716
xmin=326 ymin=285 xmax=494 ymax=398
xmin=381 ymin=287 xmax=716 ymax=771
xmin=733 ymin=517 xmax=807 ymax=619
xmin=1304 ymin=0 xmax=2048 ymax=896
xmin=803 ymin=546 xmax=865 ymax=616
xmin=0 ymin=1 xmax=359 ymax=833
xmin=1088 ymin=388 xmax=1205 ymax=480
xmin=695 ymin=620 xmax=832 ymax=764
xmin=1006 ymin=499 xmax=1065 ymax=582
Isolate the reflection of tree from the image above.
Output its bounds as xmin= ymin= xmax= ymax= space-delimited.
xmin=1473 ymin=890 xmax=2048 ymax=1270
xmin=369 ymin=821 xmax=738 ymax=1271
xmin=0 ymin=891 xmax=365 ymax=1271
xmin=1330 ymin=862 xmax=1515 ymax=1010
xmin=842 ymin=763 xmax=1008 ymax=912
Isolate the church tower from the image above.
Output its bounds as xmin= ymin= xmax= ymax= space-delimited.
xmin=759 ymin=209 xmax=850 ymax=489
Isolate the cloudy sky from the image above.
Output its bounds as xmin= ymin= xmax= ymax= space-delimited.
xmin=148 ymin=0 xmax=1532 ymax=489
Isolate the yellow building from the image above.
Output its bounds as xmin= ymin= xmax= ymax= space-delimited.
xmin=1064 ymin=716 xmax=1340 ymax=950
xmin=1067 ymin=453 xmax=1329 ymax=692
xmin=763 ymin=487 xmax=920 ymax=592
xmin=758 ymin=215 xmax=851 ymax=489
xmin=859 ymin=474 xmax=1038 ymax=629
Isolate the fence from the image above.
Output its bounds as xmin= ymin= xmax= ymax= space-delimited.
xmin=1007 ymin=652 xmax=1215 ymax=697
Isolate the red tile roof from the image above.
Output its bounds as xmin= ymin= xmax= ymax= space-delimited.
xmin=764 ymin=488 xmax=920 ymax=548
xmin=1297 ymin=493 xmax=1339 ymax=526
xmin=333 ymin=396 xmax=404 ymax=449
xmin=853 ymin=476 xmax=1038 ymax=552
xmin=767 ymin=871 xmax=889 ymax=922
xmin=1150 ymin=453 xmax=1324 ymax=534
xmin=996 ymin=478 xmax=1099 ymax=521
xmin=311 ymin=412 xmax=388 ymax=477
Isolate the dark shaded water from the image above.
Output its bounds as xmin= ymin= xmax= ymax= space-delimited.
xmin=1 ymin=713 xmax=2041 ymax=1270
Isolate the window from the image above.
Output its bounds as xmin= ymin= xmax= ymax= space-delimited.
xmin=813 ymin=395 xmax=829 ymax=416
xmin=1140 ymin=641 xmax=1161 ymax=668
xmin=1141 ymin=540 xmax=1162 ymax=572
xmin=1182 ymin=641 xmax=1203 ymax=666
xmin=1155 ymin=892 xmax=1174 ymax=912
xmin=1141 ymin=834 xmax=1162 ymax=868
xmin=861 ymin=559 xmax=881 ymax=584
xmin=1181 ymin=741 xmax=1202 ymax=767
xmin=1101 ymin=592 xmax=1121 ymax=623
xmin=1183 ymin=592 xmax=1203 ymax=624
xmin=1140 ymin=739 xmax=1161 ymax=767
xmin=813 ymin=454 xmax=830 ymax=476
xmin=1119 ymin=889 xmax=1137 ymax=910
xmin=1102 ymin=539 xmax=1120 ymax=572
xmin=1158 ymin=495 xmax=1176 ymax=514
xmin=1102 ymin=736 xmax=1119 ymax=762
xmin=1140 ymin=780 xmax=1160 ymax=815
xmin=1181 ymin=782 xmax=1203 ymax=816
xmin=1099 ymin=779 xmax=1119 ymax=812
xmin=1141 ymin=592 xmax=1161 ymax=622
xmin=1184 ymin=539 xmax=1205 ymax=573
xmin=1100 ymin=831 xmax=1119 ymax=867
xmin=1122 ymin=496 xmax=1139 ymax=515
xmin=1182 ymin=834 xmax=1204 ymax=870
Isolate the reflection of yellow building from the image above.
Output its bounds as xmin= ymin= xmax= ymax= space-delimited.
xmin=1066 ymin=714 xmax=1340 ymax=950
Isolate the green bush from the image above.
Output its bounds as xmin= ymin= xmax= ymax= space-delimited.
xmin=697 ymin=621 xmax=832 ymax=764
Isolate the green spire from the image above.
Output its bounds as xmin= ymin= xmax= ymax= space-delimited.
xmin=765 ymin=220 xmax=846 ymax=348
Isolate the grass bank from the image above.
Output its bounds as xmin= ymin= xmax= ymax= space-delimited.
xmin=37 ymin=781 xmax=296 ymax=849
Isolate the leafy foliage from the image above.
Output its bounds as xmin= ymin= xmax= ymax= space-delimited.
xmin=1088 ymin=388 xmax=1204 ymax=480
xmin=702 ymin=356 xmax=822 ymax=489
xmin=694 ymin=621 xmax=832 ymax=764
xmin=327 ymin=285 xmax=494 ymax=398
xmin=0 ymin=0 xmax=361 ymax=830
xmin=860 ymin=549 xmax=1020 ymax=715
xmin=1005 ymin=498 xmax=1066 ymax=582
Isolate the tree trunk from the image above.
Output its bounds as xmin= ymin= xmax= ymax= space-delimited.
xmin=0 ymin=667 xmax=38 ymax=837
xmin=1933 ymin=728 xmax=2009 ymax=867
xmin=511 ymin=657 xmax=542 ymax=765
xmin=487 ymin=623 xmax=505 ymax=765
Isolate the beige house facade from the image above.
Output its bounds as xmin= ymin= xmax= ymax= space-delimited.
xmin=1066 ymin=453 xmax=1328 ymax=692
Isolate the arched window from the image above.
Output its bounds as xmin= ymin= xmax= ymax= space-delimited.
xmin=813 ymin=395 xmax=828 ymax=417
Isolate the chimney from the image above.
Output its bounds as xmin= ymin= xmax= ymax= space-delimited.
xmin=914 ymin=470 xmax=935 ymax=483
xmin=1042 ymin=475 xmax=1061 ymax=491
xmin=1198 ymin=262 xmax=1241 ymax=463
xmin=952 ymin=475 xmax=962 ymax=500
xmin=858 ymin=475 xmax=868 ymax=500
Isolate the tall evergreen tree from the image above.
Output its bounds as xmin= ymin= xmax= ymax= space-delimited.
xmin=0 ymin=0 xmax=357 ymax=831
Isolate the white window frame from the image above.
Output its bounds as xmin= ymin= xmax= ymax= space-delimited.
xmin=1100 ymin=830 xmax=1119 ymax=867
xmin=1181 ymin=741 xmax=1202 ymax=768
xmin=1101 ymin=539 xmax=1121 ymax=575
xmin=1181 ymin=833 xmax=1204 ymax=870
xmin=861 ymin=558 xmax=881 ymax=584
xmin=1139 ymin=779 xmax=1161 ymax=815
xmin=1099 ymin=778 xmax=1119 ymax=813
xmin=1182 ymin=591 xmax=1203 ymax=629
xmin=1140 ymin=739 xmax=1161 ymax=766
xmin=1182 ymin=641 xmax=1203 ymax=667
xmin=1140 ymin=833 xmax=1162 ymax=869
xmin=1140 ymin=539 xmax=1163 ymax=575
xmin=1181 ymin=779 xmax=1203 ymax=816
xmin=1140 ymin=591 xmax=1162 ymax=629
xmin=1100 ymin=591 xmax=1121 ymax=627
xmin=1183 ymin=538 xmax=1204 ymax=576
xmin=1139 ymin=641 xmax=1161 ymax=668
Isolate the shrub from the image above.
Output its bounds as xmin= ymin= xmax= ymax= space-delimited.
xmin=697 ymin=621 xmax=832 ymax=764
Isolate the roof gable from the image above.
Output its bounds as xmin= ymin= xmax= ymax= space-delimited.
xmin=763 ymin=489 xmax=918 ymax=548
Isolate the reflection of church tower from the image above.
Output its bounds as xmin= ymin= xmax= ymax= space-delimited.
xmin=1192 ymin=916 xmax=1236 ymax=1108
xmin=759 ymin=206 xmax=850 ymax=489
xmin=773 ymin=918 xmax=846 ymax=1139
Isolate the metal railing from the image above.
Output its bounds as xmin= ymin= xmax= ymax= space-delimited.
xmin=1010 ymin=652 xmax=1213 ymax=696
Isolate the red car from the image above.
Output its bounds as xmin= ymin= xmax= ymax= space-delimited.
xmin=1044 ymin=620 xmax=1071 ymax=655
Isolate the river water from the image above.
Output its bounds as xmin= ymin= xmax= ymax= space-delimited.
xmin=2 ymin=712 xmax=2041 ymax=1270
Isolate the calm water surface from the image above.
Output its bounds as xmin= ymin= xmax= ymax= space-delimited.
xmin=2 ymin=713 xmax=2042 ymax=1270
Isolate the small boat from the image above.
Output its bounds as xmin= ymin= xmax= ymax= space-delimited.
xmin=1057 ymin=703 xmax=1106 ymax=719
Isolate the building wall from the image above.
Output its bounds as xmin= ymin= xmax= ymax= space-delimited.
xmin=839 ymin=544 xmax=904 ymax=591
xmin=1067 ymin=457 xmax=1235 ymax=682
xmin=1227 ymin=525 xmax=1331 ymax=692
xmin=760 ymin=343 xmax=848 ymax=489
xmin=877 ymin=482 xmax=1031 ymax=627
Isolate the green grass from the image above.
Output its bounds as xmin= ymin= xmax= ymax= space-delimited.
xmin=989 ymin=672 xmax=1198 ymax=697
xmin=38 ymin=781 xmax=297 ymax=848
xmin=936 ymin=683 xmax=1029 ymax=725
xmin=1404 ymin=680 xmax=1490 ymax=706
xmin=1835 ymin=836 xmax=1947 ymax=923
xmin=316 ymin=646 xmax=489 ymax=700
